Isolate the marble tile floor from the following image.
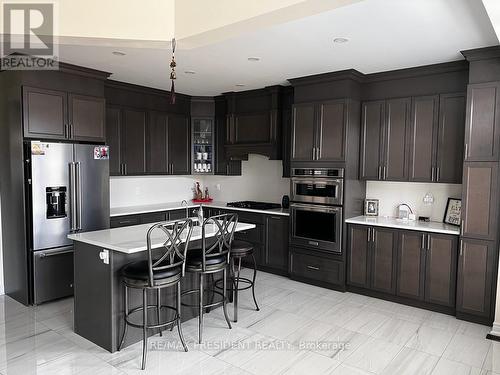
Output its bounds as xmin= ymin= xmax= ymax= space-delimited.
xmin=0 ymin=269 xmax=497 ymax=375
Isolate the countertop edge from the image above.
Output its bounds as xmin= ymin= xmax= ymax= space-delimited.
xmin=110 ymin=202 xmax=290 ymax=217
xmin=345 ymin=216 xmax=460 ymax=235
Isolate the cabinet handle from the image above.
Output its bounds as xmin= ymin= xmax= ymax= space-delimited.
xmin=431 ymin=167 xmax=435 ymax=182
xmin=372 ymin=228 xmax=376 ymax=242
xmin=461 ymin=220 xmax=464 ymax=235
xmin=426 ymin=234 xmax=431 ymax=250
xmin=307 ymin=265 xmax=320 ymax=271
xmin=436 ymin=167 xmax=440 ymax=182
xmin=124 ymin=164 xmax=127 ymax=175
xmin=383 ymin=166 xmax=387 ymax=180
xmin=308 ymin=240 xmax=319 ymax=247
xmin=317 ymin=147 xmax=321 ymax=160
xmin=421 ymin=233 xmax=425 ymax=249
xmin=464 ymin=143 xmax=468 ymax=159
xmin=226 ymin=163 xmax=229 ymax=175
xmin=459 ymin=240 xmax=463 ymax=257
xmin=312 ymin=147 xmax=316 ymax=161
xmin=367 ymin=228 xmax=371 ymax=242
xmin=378 ymin=166 xmax=382 ymax=180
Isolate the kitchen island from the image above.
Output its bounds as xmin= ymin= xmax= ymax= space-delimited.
xmin=68 ymin=219 xmax=256 ymax=352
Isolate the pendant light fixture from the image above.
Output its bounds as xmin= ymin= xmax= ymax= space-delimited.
xmin=170 ymin=38 xmax=177 ymax=104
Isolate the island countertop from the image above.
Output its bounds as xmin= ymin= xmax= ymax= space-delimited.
xmin=68 ymin=220 xmax=256 ymax=254
xmin=345 ymin=216 xmax=460 ymax=235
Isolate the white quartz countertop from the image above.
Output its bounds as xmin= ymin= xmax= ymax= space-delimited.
xmin=345 ymin=216 xmax=460 ymax=235
xmin=68 ymin=220 xmax=256 ymax=254
xmin=110 ymin=201 xmax=289 ymax=217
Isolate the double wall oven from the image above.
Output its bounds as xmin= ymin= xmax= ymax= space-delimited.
xmin=290 ymin=167 xmax=344 ymax=253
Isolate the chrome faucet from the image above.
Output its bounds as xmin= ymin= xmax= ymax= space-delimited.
xmin=181 ymin=200 xmax=189 ymax=219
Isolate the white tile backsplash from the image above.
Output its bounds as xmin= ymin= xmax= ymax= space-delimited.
xmin=366 ymin=181 xmax=462 ymax=221
xmin=110 ymin=154 xmax=290 ymax=208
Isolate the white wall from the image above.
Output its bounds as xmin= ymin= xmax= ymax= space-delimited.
xmin=203 ymin=154 xmax=289 ymax=203
xmin=366 ymin=181 xmax=462 ymax=221
xmin=110 ymin=154 xmax=290 ymax=208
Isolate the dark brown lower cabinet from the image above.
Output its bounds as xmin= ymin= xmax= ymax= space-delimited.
xmin=264 ymin=216 xmax=289 ymax=272
xmin=348 ymin=224 xmax=458 ymax=311
xmin=424 ymin=233 xmax=458 ymax=307
xmin=371 ymin=227 xmax=398 ymax=294
xmin=456 ymin=238 xmax=496 ymax=320
xmin=397 ymin=231 xmax=426 ymax=300
xmin=290 ymin=247 xmax=345 ymax=287
xmin=347 ymin=225 xmax=396 ymax=294
xmin=347 ymin=225 xmax=370 ymax=288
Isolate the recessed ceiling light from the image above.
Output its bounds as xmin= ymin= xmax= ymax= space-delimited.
xmin=112 ymin=51 xmax=126 ymax=56
xmin=184 ymin=70 xmax=196 ymax=74
xmin=247 ymin=57 xmax=260 ymax=62
xmin=235 ymin=84 xmax=246 ymax=87
xmin=333 ymin=37 xmax=349 ymax=44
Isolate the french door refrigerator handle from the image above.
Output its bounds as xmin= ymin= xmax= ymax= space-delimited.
xmin=69 ymin=162 xmax=77 ymax=231
xmin=76 ymin=161 xmax=82 ymax=231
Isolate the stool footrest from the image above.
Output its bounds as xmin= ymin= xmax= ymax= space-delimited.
xmin=214 ymin=277 xmax=254 ymax=292
xmin=124 ymin=304 xmax=178 ymax=330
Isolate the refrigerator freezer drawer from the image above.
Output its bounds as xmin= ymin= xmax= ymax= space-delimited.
xmin=33 ymin=247 xmax=74 ymax=304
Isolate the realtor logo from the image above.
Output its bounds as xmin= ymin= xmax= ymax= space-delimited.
xmin=1 ymin=1 xmax=59 ymax=70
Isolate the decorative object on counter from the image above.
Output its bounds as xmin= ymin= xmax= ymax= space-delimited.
xmin=281 ymin=195 xmax=290 ymax=209
xmin=364 ymin=199 xmax=379 ymax=216
xmin=423 ymin=192 xmax=435 ymax=205
xmin=443 ymin=198 xmax=461 ymax=226
xmin=192 ymin=182 xmax=213 ymax=203
xmin=397 ymin=203 xmax=414 ymax=221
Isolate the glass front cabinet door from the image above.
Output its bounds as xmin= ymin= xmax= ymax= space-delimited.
xmin=192 ymin=117 xmax=214 ymax=174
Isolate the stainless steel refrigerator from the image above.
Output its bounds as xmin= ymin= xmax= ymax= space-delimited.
xmin=27 ymin=141 xmax=109 ymax=304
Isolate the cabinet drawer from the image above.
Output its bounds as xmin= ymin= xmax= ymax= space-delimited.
xmin=235 ymin=225 xmax=264 ymax=244
xmin=141 ymin=212 xmax=167 ymax=224
xmin=168 ymin=209 xmax=189 ymax=221
xmin=33 ymin=247 xmax=74 ymax=304
xmin=290 ymin=248 xmax=344 ymax=286
xmin=110 ymin=215 xmax=141 ymax=228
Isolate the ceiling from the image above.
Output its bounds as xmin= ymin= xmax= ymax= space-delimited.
xmin=57 ymin=0 xmax=499 ymax=96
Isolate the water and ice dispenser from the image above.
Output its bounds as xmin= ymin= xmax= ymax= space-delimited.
xmin=46 ymin=186 xmax=67 ymax=219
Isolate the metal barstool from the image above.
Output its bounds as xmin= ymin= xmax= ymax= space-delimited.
xmin=215 ymin=240 xmax=260 ymax=322
xmin=181 ymin=213 xmax=237 ymax=344
xmin=118 ymin=219 xmax=194 ymax=370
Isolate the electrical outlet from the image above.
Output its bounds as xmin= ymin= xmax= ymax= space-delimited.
xmin=216 ymin=184 xmax=221 ymax=191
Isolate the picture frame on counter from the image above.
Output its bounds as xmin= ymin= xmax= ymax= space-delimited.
xmin=364 ymin=199 xmax=379 ymax=216
xmin=443 ymin=198 xmax=461 ymax=226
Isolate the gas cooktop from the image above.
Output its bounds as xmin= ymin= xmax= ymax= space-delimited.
xmin=227 ymin=201 xmax=282 ymax=210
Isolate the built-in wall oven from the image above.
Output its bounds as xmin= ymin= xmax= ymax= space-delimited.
xmin=290 ymin=167 xmax=344 ymax=254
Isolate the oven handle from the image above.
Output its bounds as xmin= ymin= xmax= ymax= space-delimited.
xmin=291 ymin=178 xmax=343 ymax=185
xmin=290 ymin=203 xmax=342 ymax=213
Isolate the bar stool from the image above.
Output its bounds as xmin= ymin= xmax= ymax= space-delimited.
xmin=118 ymin=219 xmax=194 ymax=370
xmin=215 ymin=240 xmax=260 ymax=322
xmin=182 ymin=213 xmax=236 ymax=344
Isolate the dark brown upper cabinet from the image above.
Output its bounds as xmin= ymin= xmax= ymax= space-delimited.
xmin=121 ymin=108 xmax=146 ymax=175
xmin=292 ymin=99 xmax=348 ymax=163
xmin=147 ymin=111 xmax=169 ymax=174
xmin=461 ymin=162 xmax=499 ymax=241
xmin=436 ymin=93 xmax=466 ymax=183
xmin=291 ymin=102 xmax=316 ymax=161
xmin=408 ymin=95 xmax=439 ymax=182
xmin=23 ymin=87 xmax=68 ymax=140
xmin=347 ymin=225 xmax=397 ymax=295
xmin=105 ymin=106 xmax=122 ymax=175
xmin=362 ymin=93 xmax=465 ymax=183
xmin=168 ymin=114 xmax=191 ymax=175
xmin=456 ymin=238 xmax=495 ymax=320
xmin=464 ymin=82 xmax=500 ymax=162
xmin=360 ymin=98 xmax=410 ymax=181
xmin=224 ymin=86 xmax=284 ymax=160
xmin=214 ymin=96 xmax=242 ymax=176
xmin=23 ymin=86 xmax=105 ymax=142
xmin=69 ymin=94 xmax=106 ymax=142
